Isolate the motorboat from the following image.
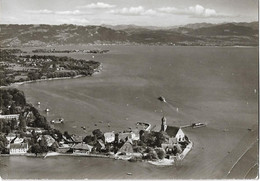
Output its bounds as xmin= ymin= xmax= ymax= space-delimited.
xmin=191 ymin=122 xmax=206 ymax=128
xmin=158 ymin=96 xmax=166 ymax=103
xmin=50 ymin=118 xmax=64 ymax=124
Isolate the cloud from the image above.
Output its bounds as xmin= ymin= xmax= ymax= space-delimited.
xmin=158 ymin=4 xmax=226 ymax=18
xmin=26 ymin=9 xmax=90 ymax=16
xmin=26 ymin=9 xmax=53 ymax=14
xmin=55 ymin=10 xmax=87 ymax=15
xmin=109 ymin=6 xmax=158 ymax=16
xmin=78 ymin=2 xmax=115 ymax=9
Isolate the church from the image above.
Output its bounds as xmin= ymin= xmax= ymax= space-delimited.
xmin=160 ymin=116 xmax=186 ymax=143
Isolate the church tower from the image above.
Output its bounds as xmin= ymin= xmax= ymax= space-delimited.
xmin=161 ymin=116 xmax=167 ymax=132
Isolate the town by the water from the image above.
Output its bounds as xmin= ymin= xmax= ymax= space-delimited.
xmin=0 ymin=87 xmax=195 ymax=166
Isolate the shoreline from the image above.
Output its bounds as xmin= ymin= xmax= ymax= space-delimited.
xmin=0 ymin=63 xmax=103 ymax=89
xmin=1 ymin=44 xmax=258 ymax=49
xmin=0 ymin=76 xmax=84 ymax=89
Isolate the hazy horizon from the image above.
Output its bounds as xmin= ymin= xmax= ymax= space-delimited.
xmin=1 ymin=0 xmax=258 ymax=27
xmin=0 ymin=20 xmax=257 ymax=28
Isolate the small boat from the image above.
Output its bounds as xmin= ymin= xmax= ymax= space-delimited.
xmin=127 ymin=173 xmax=132 ymax=175
xmin=50 ymin=118 xmax=64 ymax=124
xmin=37 ymin=102 xmax=41 ymax=105
xmin=158 ymin=96 xmax=166 ymax=103
xmin=81 ymin=126 xmax=86 ymax=130
xmin=191 ymin=122 xmax=206 ymax=128
xmin=45 ymin=108 xmax=50 ymax=112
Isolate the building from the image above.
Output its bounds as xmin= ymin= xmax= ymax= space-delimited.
xmin=71 ymin=135 xmax=83 ymax=143
xmin=118 ymin=138 xmax=133 ymax=154
xmin=9 ymin=143 xmax=28 ymax=155
xmin=0 ymin=114 xmax=20 ymax=121
xmin=13 ymin=137 xmax=24 ymax=144
xmin=160 ymin=117 xmax=186 ymax=142
xmin=37 ymin=135 xmax=56 ymax=147
xmin=26 ymin=127 xmax=44 ymax=134
xmin=118 ymin=131 xmax=140 ymax=143
xmin=6 ymin=133 xmax=16 ymax=143
xmin=72 ymin=143 xmax=93 ymax=154
xmin=96 ymin=139 xmax=106 ymax=151
xmin=104 ymin=132 xmax=115 ymax=143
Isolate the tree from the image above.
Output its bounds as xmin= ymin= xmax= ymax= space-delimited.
xmin=10 ymin=118 xmax=18 ymax=130
xmin=19 ymin=118 xmax=27 ymax=132
xmin=64 ymin=131 xmax=71 ymax=139
xmin=92 ymin=129 xmax=103 ymax=139
xmin=0 ymin=121 xmax=4 ymax=132
xmin=146 ymin=149 xmax=158 ymax=160
xmin=154 ymin=131 xmax=168 ymax=147
xmin=31 ymin=143 xmax=43 ymax=155
xmin=155 ymin=148 xmax=166 ymax=159
xmin=13 ymin=91 xmax=26 ymax=106
xmin=175 ymin=144 xmax=182 ymax=154
xmin=83 ymin=135 xmax=93 ymax=144
xmin=3 ymin=125 xmax=11 ymax=134
xmin=0 ymin=141 xmax=6 ymax=153
xmin=39 ymin=137 xmax=48 ymax=152
xmin=140 ymin=131 xmax=156 ymax=147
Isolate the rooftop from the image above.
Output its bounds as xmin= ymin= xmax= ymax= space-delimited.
xmin=165 ymin=126 xmax=181 ymax=137
xmin=10 ymin=143 xmax=28 ymax=149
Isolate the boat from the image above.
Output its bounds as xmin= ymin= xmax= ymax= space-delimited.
xmin=45 ymin=108 xmax=50 ymax=112
xmin=191 ymin=122 xmax=206 ymax=128
xmin=136 ymin=122 xmax=151 ymax=131
xmin=127 ymin=173 xmax=132 ymax=175
xmin=50 ymin=118 xmax=64 ymax=124
xmin=37 ymin=102 xmax=41 ymax=105
xmin=158 ymin=96 xmax=166 ymax=103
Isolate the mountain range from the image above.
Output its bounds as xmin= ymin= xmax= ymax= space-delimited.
xmin=0 ymin=21 xmax=258 ymax=47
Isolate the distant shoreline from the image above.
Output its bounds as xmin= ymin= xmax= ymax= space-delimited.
xmin=0 ymin=63 xmax=103 ymax=89
xmin=0 ymin=44 xmax=258 ymax=49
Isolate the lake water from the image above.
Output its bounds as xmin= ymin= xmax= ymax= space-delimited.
xmin=1 ymin=45 xmax=258 ymax=179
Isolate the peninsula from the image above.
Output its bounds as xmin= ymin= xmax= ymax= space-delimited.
xmin=0 ymin=87 xmax=192 ymax=165
xmin=0 ymin=49 xmax=101 ymax=86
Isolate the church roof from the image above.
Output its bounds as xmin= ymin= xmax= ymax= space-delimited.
xmin=165 ymin=126 xmax=180 ymax=137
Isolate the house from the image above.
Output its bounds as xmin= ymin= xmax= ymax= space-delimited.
xmin=118 ymin=131 xmax=140 ymax=143
xmin=71 ymin=135 xmax=83 ymax=143
xmin=72 ymin=143 xmax=93 ymax=154
xmin=9 ymin=143 xmax=29 ymax=155
xmin=57 ymin=143 xmax=71 ymax=153
xmin=96 ymin=139 xmax=106 ymax=151
xmin=6 ymin=133 xmax=16 ymax=143
xmin=118 ymin=138 xmax=133 ymax=154
xmin=26 ymin=127 xmax=44 ymax=134
xmin=104 ymin=132 xmax=115 ymax=143
xmin=160 ymin=117 xmax=186 ymax=142
xmin=13 ymin=137 xmax=24 ymax=144
xmin=37 ymin=135 xmax=55 ymax=147
xmin=0 ymin=114 xmax=20 ymax=121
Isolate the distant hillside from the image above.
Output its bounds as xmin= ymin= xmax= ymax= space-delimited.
xmin=0 ymin=22 xmax=258 ymax=47
xmin=188 ymin=23 xmax=258 ymax=36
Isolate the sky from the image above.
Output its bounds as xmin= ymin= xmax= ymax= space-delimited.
xmin=0 ymin=0 xmax=258 ymax=26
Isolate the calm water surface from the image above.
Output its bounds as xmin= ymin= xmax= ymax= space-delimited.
xmin=0 ymin=45 xmax=258 ymax=179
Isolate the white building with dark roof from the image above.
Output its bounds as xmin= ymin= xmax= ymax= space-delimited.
xmin=104 ymin=132 xmax=115 ymax=143
xmin=160 ymin=116 xmax=186 ymax=142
